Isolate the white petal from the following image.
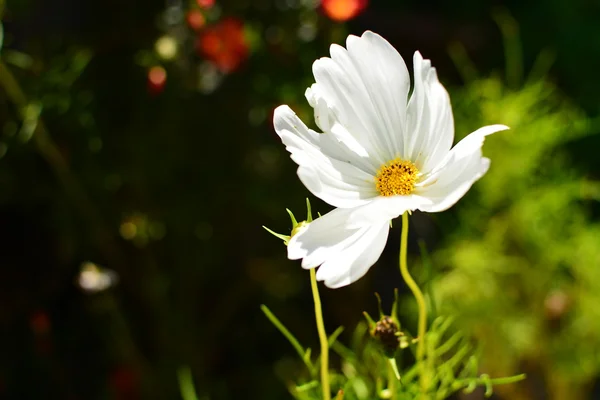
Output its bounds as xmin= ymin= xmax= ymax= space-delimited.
xmin=317 ymin=222 xmax=389 ymax=288
xmin=343 ymin=31 xmax=410 ymax=160
xmin=417 ymin=157 xmax=490 ymax=213
xmin=416 ymin=125 xmax=509 ymax=212
xmin=436 ymin=124 xmax=508 ymax=167
xmin=288 ymin=207 xmax=359 ymax=267
xmin=405 ymin=52 xmax=454 ymax=173
xmin=312 ymin=57 xmax=387 ymax=165
xmin=287 ymin=207 xmax=390 ymax=288
xmin=311 ymin=31 xmax=411 ymax=164
xmin=347 ymin=195 xmax=432 ymax=227
xmin=274 ymin=105 xmax=378 ymax=208
xmin=305 ymin=84 xmax=335 ymax=133
xmin=306 ymin=83 xmax=375 ymax=173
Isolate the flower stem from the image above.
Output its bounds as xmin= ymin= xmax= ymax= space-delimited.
xmin=310 ymin=268 xmax=331 ymax=400
xmin=399 ymin=212 xmax=428 ymax=395
xmin=177 ymin=366 xmax=199 ymax=400
xmin=387 ymin=359 xmax=398 ymax=400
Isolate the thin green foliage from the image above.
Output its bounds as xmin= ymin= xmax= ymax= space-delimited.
xmin=261 ymin=304 xmax=316 ymax=377
xmin=430 ymin=12 xmax=600 ymax=400
xmin=264 ymin=299 xmax=525 ymax=400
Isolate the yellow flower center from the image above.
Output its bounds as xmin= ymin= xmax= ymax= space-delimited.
xmin=375 ymin=158 xmax=419 ymax=196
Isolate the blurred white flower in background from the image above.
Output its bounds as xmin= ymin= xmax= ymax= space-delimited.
xmin=77 ymin=262 xmax=118 ymax=293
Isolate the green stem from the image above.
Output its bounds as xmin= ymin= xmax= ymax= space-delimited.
xmin=177 ymin=366 xmax=199 ymax=400
xmin=388 ymin=359 xmax=398 ymax=400
xmin=310 ymin=268 xmax=330 ymax=400
xmin=456 ymin=373 xmax=527 ymax=387
xmin=399 ymin=213 xmax=428 ymax=395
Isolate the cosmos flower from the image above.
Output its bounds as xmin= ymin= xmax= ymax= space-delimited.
xmin=273 ymin=31 xmax=508 ymax=288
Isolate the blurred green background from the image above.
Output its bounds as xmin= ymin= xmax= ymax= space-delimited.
xmin=1 ymin=0 xmax=600 ymax=399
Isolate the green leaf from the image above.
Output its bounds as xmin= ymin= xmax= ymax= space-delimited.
xmin=328 ymin=326 xmax=344 ymax=346
xmin=260 ymin=304 xmax=315 ymax=376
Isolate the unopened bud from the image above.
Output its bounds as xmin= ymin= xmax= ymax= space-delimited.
xmin=373 ymin=316 xmax=400 ymax=357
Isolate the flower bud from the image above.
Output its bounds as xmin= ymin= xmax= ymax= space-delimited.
xmin=373 ymin=316 xmax=400 ymax=357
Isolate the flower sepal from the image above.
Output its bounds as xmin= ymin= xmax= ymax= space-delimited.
xmin=263 ymin=198 xmax=314 ymax=246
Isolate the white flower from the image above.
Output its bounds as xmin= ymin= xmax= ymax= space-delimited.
xmin=274 ymin=31 xmax=508 ymax=288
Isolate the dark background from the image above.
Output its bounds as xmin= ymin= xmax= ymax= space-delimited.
xmin=1 ymin=0 xmax=599 ymax=399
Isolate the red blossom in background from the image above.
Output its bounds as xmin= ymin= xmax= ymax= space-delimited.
xmin=196 ymin=0 xmax=215 ymax=9
xmin=186 ymin=10 xmax=206 ymax=31
xmin=148 ymin=66 xmax=167 ymax=94
xmin=196 ymin=18 xmax=249 ymax=73
xmin=321 ymin=0 xmax=368 ymax=22
xmin=30 ymin=310 xmax=53 ymax=355
xmin=110 ymin=366 xmax=139 ymax=400
xmin=30 ymin=311 xmax=51 ymax=335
